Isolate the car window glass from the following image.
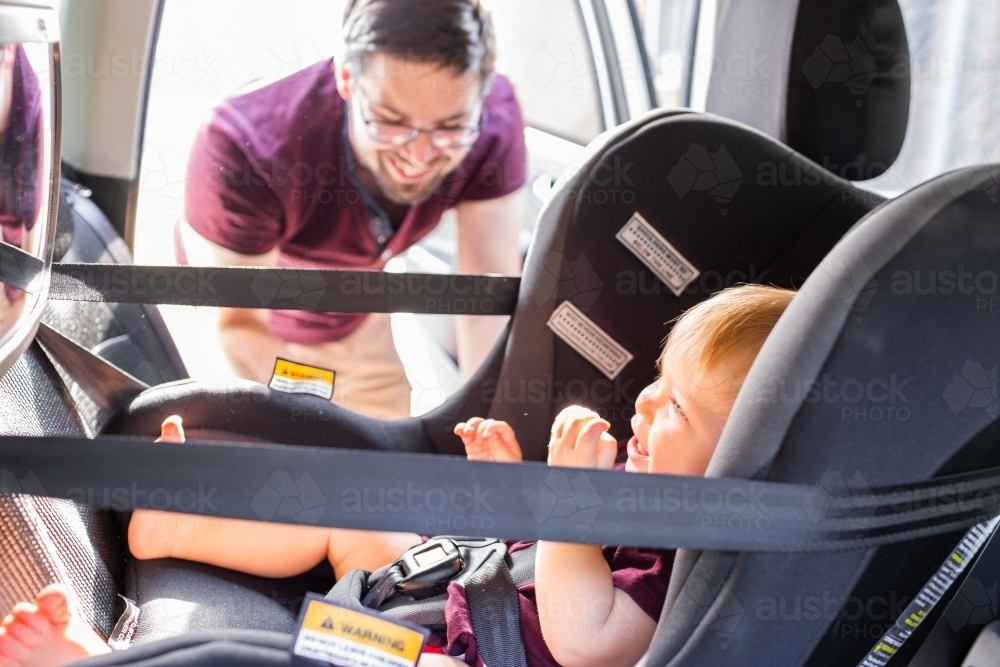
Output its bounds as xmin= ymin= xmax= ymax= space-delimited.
xmin=866 ymin=0 xmax=1000 ymax=196
xmin=132 ymin=0 xmax=605 ymax=398
xmin=633 ymin=0 xmax=700 ymax=109
xmin=485 ymin=0 xmax=603 ymax=144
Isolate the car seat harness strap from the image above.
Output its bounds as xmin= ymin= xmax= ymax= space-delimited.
xmin=327 ymin=537 xmax=531 ymax=667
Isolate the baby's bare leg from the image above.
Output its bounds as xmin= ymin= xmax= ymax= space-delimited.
xmin=326 ymin=528 xmax=422 ymax=577
xmin=129 ymin=510 xmax=332 ymax=579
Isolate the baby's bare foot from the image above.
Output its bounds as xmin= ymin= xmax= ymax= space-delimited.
xmin=0 ymin=584 xmax=110 ymax=667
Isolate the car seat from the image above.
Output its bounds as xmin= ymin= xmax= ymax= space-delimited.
xmin=87 ymin=107 xmax=883 ymax=643
xmin=638 ymin=163 xmax=1000 ymax=667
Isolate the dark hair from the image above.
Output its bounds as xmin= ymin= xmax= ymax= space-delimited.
xmin=341 ymin=0 xmax=496 ymax=86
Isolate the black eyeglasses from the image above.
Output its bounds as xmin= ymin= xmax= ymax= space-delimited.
xmin=353 ymin=91 xmax=486 ymax=150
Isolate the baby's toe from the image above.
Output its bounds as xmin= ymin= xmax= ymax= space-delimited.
xmin=0 ymin=625 xmax=31 ymax=665
xmin=34 ymin=585 xmax=71 ymax=627
xmin=9 ymin=606 xmax=50 ymax=643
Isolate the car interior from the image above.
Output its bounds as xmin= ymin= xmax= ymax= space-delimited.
xmin=0 ymin=0 xmax=998 ymax=666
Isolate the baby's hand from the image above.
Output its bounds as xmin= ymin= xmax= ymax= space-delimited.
xmin=548 ymin=406 xmax=617 ymax=470
xmin=454 ymin=417 xmax=523 ymax=463
xmin=155 ymin=416 xmax=185 ymax=444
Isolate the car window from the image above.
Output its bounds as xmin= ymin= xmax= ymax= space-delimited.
xmin=132 ymin=0 xmax=606 ymax=384
xmin=633 ymin=0 xmax=700 ymax=109
xmin=486 ymin=0 xmax=603 ymax=144
xmin=865 ymin=0 xmax=1000 ymax=195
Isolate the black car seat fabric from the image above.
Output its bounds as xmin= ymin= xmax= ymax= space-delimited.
xmin=707 ymin=0 xmax=909 ymax=180
xmin=0 ymin=343 xmax=125 ymax=642
xmin=125 ymin=559 xmax=334 ymax=645
xmin=488 ymin=110 xmax=884 ymax=461
xmin=41 ymin=180 xmax=187 ymax=434
xmin=75 ymin=630 xmax=296 ymax=667
xmin=639 ymin=166 xmax=1000 ymax=667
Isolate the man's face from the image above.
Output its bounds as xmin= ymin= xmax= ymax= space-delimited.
xmin=337 ymin=53 xmax=485 ymax=205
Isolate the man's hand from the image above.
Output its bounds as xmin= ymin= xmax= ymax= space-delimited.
xmin=547 ymin=406 xmax=617 ymax=470
xmin=454 ymin=417 xmax=522 ymax=462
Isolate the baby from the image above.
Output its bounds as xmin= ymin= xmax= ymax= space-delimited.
xmin=0 ymin=284 xmax=794 ymax=667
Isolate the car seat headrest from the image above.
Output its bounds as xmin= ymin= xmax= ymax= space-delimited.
xmin=707 ymin=0 xmax=909 ymax=181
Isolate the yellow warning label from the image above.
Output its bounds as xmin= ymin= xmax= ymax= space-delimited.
xmin=268 ymin=358 xmax=335 ymax=400
xmin=873 ymin=642 xmax=896 ymax=655
xmin=293 ymin=598 xmax=425 ymax=667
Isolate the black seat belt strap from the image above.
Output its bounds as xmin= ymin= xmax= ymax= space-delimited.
xmin=35 ymin=322 xmax=148 ymax=411
xmin=0 ymin=239 xmax=42 ymax=293
xmin=1 ymin=434 xmax=999 ymax=554
xmin=0 ymin=240 xmax=521 ymax=315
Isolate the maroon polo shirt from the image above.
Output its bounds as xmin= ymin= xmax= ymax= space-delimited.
xmin=183 ymin=59 xmax=526 ymax=344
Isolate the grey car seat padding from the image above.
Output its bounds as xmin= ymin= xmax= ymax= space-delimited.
xmin=960 ymin=620 xmax=1000 ymax=667
xmin=708 ymin=0 xmax=909 ymax=179
xmin=641 ymin=166 xmax=1000 ymax=667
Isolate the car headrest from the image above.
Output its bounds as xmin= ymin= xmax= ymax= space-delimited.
xmin=488 ymin=108 xmax=885 ymax=460
xmin=649 ymin=164 xmax=1000 ymax=666
xmin=707 ymin=0 xmax=909 ymax=181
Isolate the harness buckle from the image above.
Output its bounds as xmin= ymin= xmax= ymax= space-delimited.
xmin=396 ymin=538 xmax=464 ymax=599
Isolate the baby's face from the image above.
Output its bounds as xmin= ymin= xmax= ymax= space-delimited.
xmin=626 ymin=351 xmax=743 ymax=476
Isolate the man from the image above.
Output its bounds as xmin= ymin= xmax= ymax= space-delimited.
xmin=180 ymin=0 xmax=525 ymax=418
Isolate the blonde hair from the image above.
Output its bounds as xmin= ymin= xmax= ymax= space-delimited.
xmin=662 ymin=285 xmax=795 ymax=386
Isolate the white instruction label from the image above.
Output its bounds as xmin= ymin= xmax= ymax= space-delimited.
xmin=616 ymin=212 xmax=700 ymax=296
xmin=547 ymin=301 xmax=634 ymax=380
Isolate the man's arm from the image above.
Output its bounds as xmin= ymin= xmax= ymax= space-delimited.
xmin=179 ymin=220 xmax=286 ymax=383
xmin=453 ymin=188 xmax=525 ymax=378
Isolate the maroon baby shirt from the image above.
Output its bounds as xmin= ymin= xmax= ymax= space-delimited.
xmin=439 ymin=542 xmax=675 ymax=666
xmin=183 ymin=58 xmax=526 ymax=344
xmin=437 ymin=447 xmax=675 ymax=666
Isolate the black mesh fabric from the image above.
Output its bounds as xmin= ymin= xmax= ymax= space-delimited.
xmin=0 ymin=344 xmax=125 ymax=640
xmin=42 ymin=183 xmax=187 ymax=433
